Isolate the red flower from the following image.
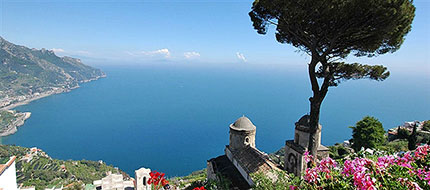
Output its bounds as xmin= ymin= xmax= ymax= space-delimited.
xmin=161 ymin=179 xmax=169 ymax=186
xmin=147 ymin=171 xmax=170 ymax=190
xmin=193 ymin=187 xmax=206 ymax=190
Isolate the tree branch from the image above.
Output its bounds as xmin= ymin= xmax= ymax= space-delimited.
xmin=308 ymin=53 xmax=320 ymax=100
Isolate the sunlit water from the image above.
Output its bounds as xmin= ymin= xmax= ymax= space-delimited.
xmin=2 ymin=64 xmax=429 ymax=177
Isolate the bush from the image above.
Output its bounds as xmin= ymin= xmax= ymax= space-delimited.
xmin=381 ymin=139 xmax=409 ymax=153
xmin=329 ymin=144 xmax=350 ymax=160
xmin=253 ymin=145 xmax=430 ymax=190
xmin=350 ymin=116 xmax=386 ymax=152
xmin=397 ymin=127 xmax=410 ymax=140
xmin=422 ymin=120 xmax=430 ymax=132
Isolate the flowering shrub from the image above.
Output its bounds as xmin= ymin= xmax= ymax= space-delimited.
xmin=254 ymin=144 xmax=430 ymax=190
xmin=193 ymin=187 xmax=206 ymax=190
xmin=148 ymin=171 xmax=170 ymax=190
xmin=300 ymin=144 xmax=430 ymax=189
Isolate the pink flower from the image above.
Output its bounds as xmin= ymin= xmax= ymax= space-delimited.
xmin=304 ymin=167 xmax=319 ymax=183
xmin=376 ymin=155 xmax=395 ymax=170
xmin=415 ymin=144 xmax=429 ymax=160
xmin=304 ymin=151 xmax=313 ymax=164
xmin=398 ymin=178 xmax=423 ymax=190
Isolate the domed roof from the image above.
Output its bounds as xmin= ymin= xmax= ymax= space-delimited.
xmin=295 ymin=114 xmax=322 ymax=132
xmin=230 ymin=116 xmax=256 ymax=131
xmin=297 ymin=115 xmax=311 ymax=126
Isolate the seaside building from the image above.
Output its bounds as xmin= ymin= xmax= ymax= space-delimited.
xmin=0 ymin=156 xmax=18 ymax=190
xmin=284 ymin=115 xmax=329 ymax=176
xmin=93 ymin=173 xmax=134 ymax=190
xmin=207 ymin=116 xmax=282 ymax=189
xmin=206 ymin=115 xmax=330 ymax=188
xmin=135 ymin=167 xmax=151 ymax=190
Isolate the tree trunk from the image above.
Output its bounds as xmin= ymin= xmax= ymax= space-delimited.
xmin=307 ymin=53 xmax=324 ymax=161
xmin=308 ymin=98 xmax=321 ymax=161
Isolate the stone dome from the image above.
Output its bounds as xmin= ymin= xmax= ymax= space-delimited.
xmin=297 ymin=115 xmax=310 ymax=126
xmin=295 ymin=114 xmax=322 ymax=132
xmin=230 ymin=116 xmax=256 ymax=131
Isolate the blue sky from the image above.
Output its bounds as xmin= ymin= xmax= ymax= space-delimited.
xmin=0 ymin=0 xmax=429 ymax=73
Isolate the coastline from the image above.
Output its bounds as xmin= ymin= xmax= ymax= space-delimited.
xmin=0 ymin=89 xmax=69 ymax=111
xmin=0 ymin=74 xmax=106 ymax=111
xmin=0 ymin=112 xmax=31 ymax=137
xmin=0 ymin=74 xmax=106 ymax=137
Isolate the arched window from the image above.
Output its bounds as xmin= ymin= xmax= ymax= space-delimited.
xmin=245 ymin=137 xmax=249 ymax=144
xmin=143 ymin=177 xmax=146 ymax=185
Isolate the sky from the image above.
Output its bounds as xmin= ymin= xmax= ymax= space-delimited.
xmin=0 ymin=0 xmax=429 ymax=74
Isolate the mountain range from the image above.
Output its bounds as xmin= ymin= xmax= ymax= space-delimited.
xmin=0 ymin=37 xmax=104 ymax=98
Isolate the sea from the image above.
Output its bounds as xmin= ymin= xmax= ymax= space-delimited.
xmin=1 ymin=63 xmax=429 ymax=177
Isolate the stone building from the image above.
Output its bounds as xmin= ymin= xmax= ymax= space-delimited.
xmin=135 ymin=167 xmax=151 ymax=190
xmin=284 ymin=115 xmax=329 ymax=176
xmin=207 ymin=115 xmax=330 ymax=188
xmin=207 ymin=116 xmax=281 ymax=189
xmin=93 ymin=172 xmax=134 ymax=190
xmin=0 ymin=156 xmax=18 ymax=190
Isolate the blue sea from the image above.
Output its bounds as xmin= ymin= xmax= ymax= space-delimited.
xmin=1 ymin=63 xmax=429 ymax=177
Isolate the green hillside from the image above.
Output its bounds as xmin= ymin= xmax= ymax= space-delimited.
xmin=0 ymin=145 xmax=129 ymax=190
xmin=0 ymin=37 xmax=104 ymax=98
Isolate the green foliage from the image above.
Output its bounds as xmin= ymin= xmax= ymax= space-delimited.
xmin=169 ymin=169 xmax=207 ymax=188
xmin=0 ymin=37 xmax=104 ymax=97
xmin=252 ymin=170 xmax=298 ymax=190
xmin=417 ymin=132 xmax=430 ymax=144
xmin=422 ymin=120 xmax=430 ymax=132
xmin=268 ymin=147 xmax=285 ymax=168
xmin=328 ymin=144 xmax=351 ymax=159
xmin=204 ymin=175 xmax=232 ymax=190
xmin=173 ymin=171 xmax=231 ymax=190
xmin=381 ymin=139 xmax=409 ymax=153
xmin=316 ymin=62 xmax=390 ymax=87
xmin=249 ymin=0 xmax=414 ymax=157
xmin=254 ymin=145 xmax=430 ymax=189
xmin=0 ymin=110 xmax=17 ymax=132
xmin=0 ymin=156 xmax=9 ymax=164
xmin=0 ymin=145 xmax=124 ymax=190
xmin=248 ymin=0 xmax=415 ymax=85
xmin=63 ymin=182 xmax=84 ymax=190
xmin=350 ymin=116 xmax=386 ymax=152
xmin=397 ymin=127 xmax=410 ymax=140
xmin=249 ymin=0 xmax=415 ymax=58
xmin=408 ymin=124 xmax=418 ymax=150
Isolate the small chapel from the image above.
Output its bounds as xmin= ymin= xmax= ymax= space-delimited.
xmin=284 ymin=115 xmax=329 ymax=176
xmin=207 ymin=115 xmax=329 ymax=189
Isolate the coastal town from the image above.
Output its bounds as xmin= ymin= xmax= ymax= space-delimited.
xmin=0 ymin=71 xmax=106 ymax=111
xmin=0 ymin=86 xmax=73 ymax=110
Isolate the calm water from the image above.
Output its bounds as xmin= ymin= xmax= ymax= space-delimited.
xmin=1 ymin=64 xmax=429 ymax=177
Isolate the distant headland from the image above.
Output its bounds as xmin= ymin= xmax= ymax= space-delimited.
xmin=0 ymin=37 xmax=105 ymax=137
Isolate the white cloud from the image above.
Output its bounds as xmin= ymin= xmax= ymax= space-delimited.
xmin=51 ymin=48 xmax=65 ymax=53
xmin=126 ymin=48 xmax=171 ymax=59
xmin=184 ymin=51 xmax=200 ymax=59
xmin=142 ymin=48 xmax=171 ymax=58
xmin=236 ymin=52 xmax=247 ymax=62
